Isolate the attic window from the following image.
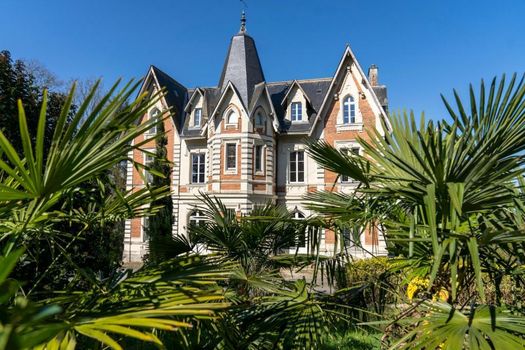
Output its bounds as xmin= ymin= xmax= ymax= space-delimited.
xmin=291 ymin=102 xmax=302 ymax=122
xmin=148 ymin=108 xmax=161 ymax=135
xmin=255 ymin=112 xmax=265 ymax=128
xmin=193 ymin=108 xmax=202 ymax=127
xmin=343 ymin=95 xmax=356 ymax=124
xmin=226 ymin=110 xmax=238 ymax=125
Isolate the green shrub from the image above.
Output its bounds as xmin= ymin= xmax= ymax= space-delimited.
xmin=321 ymin=329 xmax=381 ymax=350
xmin=335 ymin=257 xmax=402 ymax=318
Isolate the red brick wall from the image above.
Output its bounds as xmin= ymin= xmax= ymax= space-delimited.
xmin=322 ymin=76 xmax=375 ymax=190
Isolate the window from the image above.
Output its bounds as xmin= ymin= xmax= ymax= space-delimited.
xmin=343 ymin=95 xmax=356 ymax=124
xmin=193 ymin=108 xmax=202 ymax=127
xmin=291 ymin=102 xmax=302 ymax=121
xmin=254 ymin=145 xmax=263 ymax=173
xmin=142 ymin=217 xmax=149 ymax=242
xmin=225 ymin=143 xmax=237 ymax=171
xmin=148 ymin=108 xmax=160 ymax=135
xmin=226 ymin=110 xmax=238 ymax=125
xmin=191 ymin=153 xmax=205 ymax=183
xmin=292 ymin=211 xmax=306 ymax=247
xmin=144 ymin=152 xmax=155 ymax=184
xmin=255 ymin=112 xmax=265 ymax=128
xmin=189 ymin=210 xmax=206 ymax=228
xmin=289 ymin=151 xmax=305 ymax=183
xmin=341 ymin=147 xmax=360 ymax=183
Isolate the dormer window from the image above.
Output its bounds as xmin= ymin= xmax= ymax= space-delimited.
xmin=291 ymin=102 xmax=302 ymax=121
xmin=226 ymin=110 xmax=238 ymax=125
xmin=343 ymin=96 xmax=356 ymax=124
xmin=193 ymin=108 xmax=202 ymax=127
xmin=148 ymin=107 xmax=160 ymax=135
xmin=255 ymin=112 xmax=265 ymax=128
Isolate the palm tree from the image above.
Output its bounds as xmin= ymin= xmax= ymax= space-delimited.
xmin=187 ymin=194 xmax=355 ymax=349
xmin=0 ymin=81 xmax=231 ymax=349
xmin=307 ymin=74 xmax=525 ymax=348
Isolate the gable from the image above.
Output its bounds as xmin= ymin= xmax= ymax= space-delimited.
xmin=310 ymin=46 xmax=391 ymax=137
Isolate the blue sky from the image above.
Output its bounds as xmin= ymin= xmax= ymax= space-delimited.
xmin=1 ymin=0 xmax=524 ymax=120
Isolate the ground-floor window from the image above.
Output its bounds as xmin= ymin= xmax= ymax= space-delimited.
xmin=189 ymin=210 xmax=206 ymax=227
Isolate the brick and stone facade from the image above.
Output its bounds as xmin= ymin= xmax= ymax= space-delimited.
xmin=123 ymin=15 xmax=390 ymax=262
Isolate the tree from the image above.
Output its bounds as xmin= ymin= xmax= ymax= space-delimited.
xmin=0 ymin=50 xmax=71 ymax=157
xmin=145 ymin=116 xmax=175 ymax=264
xmin=307 ymin=74 xmax=525 ymax=349
xmin=187 ymin=194 xmax=352 ymax=349
xmin=0 ymin=81 xmax=231 ymax=349
xmin=0 ymin=51 xmax=127 ymax=292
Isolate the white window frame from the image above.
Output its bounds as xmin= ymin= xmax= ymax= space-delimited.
xmin=191 ymin=152 xmax=206 ymax=184
xmin=293 ymin=210 xmax=307 ymax=247
xmin=189 ymin=210 xmax=206 ymax=227
xmin=289 ymin=150 xmax=305 ymax=183
xmin=338 ymin=144 xmax=361 ymax=183
xmin=291 ymin=102 xmax=303 ymax=122
xmin=146 ymin=108 xmax=161 ymax=136
xmin=224 ymin=142 xmax=238 ymax=173
xmin=192 ymin=108 xmax=202 ymax=128
xmin=225 ymin=109 xmax=238 ymax=126
xmin=342 ymin=95 xmax=356 ymax=124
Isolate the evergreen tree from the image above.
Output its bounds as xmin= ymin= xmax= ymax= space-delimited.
xmin=145 ymin=117 xmax=175 ymax=263
xmin=0 ymin=50 xmax=71 ymax=156
xmin=0 ymin=50 xmax=126 ymax=291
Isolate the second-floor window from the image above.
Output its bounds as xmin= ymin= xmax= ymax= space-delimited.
xmin=291 ymin=102 xmax=302 ymax=121
xmin=343 ymin=95 xmax=356 ymax=124
xmin=191 ymin=153 xmax=205 ymax=183
xmin=341 ymin=147 xmax=360 ymax=183
xmin=254 ymin=145 xmax=263 ymax=173
xmin=289 ymin=151 xmax=305 ymax=183
xmin=193 ymin=108 xmax=202 ymax=127
xmin=225 ymin=143 xmax=237 ymax=171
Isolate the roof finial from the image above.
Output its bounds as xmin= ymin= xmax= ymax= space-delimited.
xmin=240 ymin=10 xmax=246 ymax=33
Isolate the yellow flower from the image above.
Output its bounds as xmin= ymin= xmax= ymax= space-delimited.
xmin=406 ymin=277 xmax=429 ymax=300
xmin=433 ymin=288 xmax=449 ymax=302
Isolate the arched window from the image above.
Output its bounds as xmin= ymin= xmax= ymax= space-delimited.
xmin=342 ymin=95 xmax=356 ymax=124
xmin=226 ymin=110 xmax=238 ymax=124
xmin=293 ymin=211 xmax=305 ymax=220
xmin=292 ymin=210 xmax=306 ymax=247
xmin=189 ymin=210 xmax=206 ymax=228
xmin=148 ymin=107 xmax=161 ymax=134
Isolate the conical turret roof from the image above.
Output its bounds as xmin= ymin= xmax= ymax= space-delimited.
xmin=218 ymin=12 xmax=265 ymax=107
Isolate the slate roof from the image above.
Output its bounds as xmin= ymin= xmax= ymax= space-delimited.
xmin=267 ymin=78 xmax=331 ymax=133
xmin=147 ymin=17 xmax=387 ymax=136
xmin=151 ymin=65 xmax=188 ymax=129
xmin=203 ymin=88 xmax=221 ymax=117
xmin=218 ymin=31 xmax=265 ymax=108
xmin=372 ymin=85 xmax=388 ymax=112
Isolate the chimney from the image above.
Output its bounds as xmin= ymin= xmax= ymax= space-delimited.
xmin=368 ymin=64 xmax=379 ymax=86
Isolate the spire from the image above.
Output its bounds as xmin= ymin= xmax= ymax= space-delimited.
xmin=218 ymin=14 xmax=265 ymax=108
xmin=240 ymin=10 xmax=246 ymax=33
